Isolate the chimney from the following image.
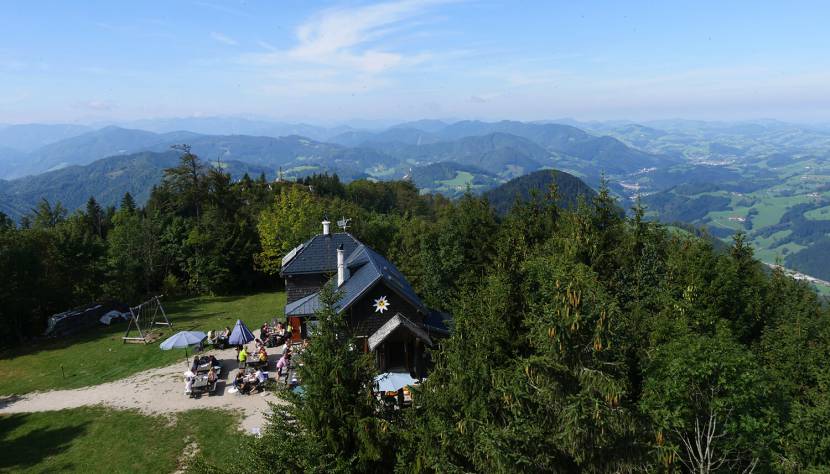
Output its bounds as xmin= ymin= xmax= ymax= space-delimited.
xmin=322 ymin=217 xmax=331 ymax=236
xmin=337 ymin=244 xmax=350 ymax=286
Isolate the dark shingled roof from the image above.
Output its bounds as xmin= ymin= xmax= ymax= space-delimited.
xmin=280 ymin=233 xmax=360 ymax=276
xmin=285 ymin=244 xmax=427 ymax=317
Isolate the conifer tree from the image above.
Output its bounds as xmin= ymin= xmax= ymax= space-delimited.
xmin=239 ymin=283 xmax=392 ymax=473
xmin=0 ymin=211 xmax=13 ymax=230
xmin=120 ymin=192 xmax=137 ymax=213
xmin=84 ymin=196 xmax=105 ymax=238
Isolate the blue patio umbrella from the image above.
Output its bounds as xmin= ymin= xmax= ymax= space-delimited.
xmin=159 ymin=330 xmax=206 ymax=357
xmin=228 ymin=319 xmax=255 ymax=346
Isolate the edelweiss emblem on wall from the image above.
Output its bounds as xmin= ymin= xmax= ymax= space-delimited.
xmin=373 ymin=296 xmax=390 ymax=313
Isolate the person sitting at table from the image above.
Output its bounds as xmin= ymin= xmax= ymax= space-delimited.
xmin=257 ymin=346 xmax=268 ymax=363
xmin=190 ymin=356 xmax=199 ymax=373
xmin=260 ymin=322 xmax=270 ymax=338
xmin=207 ymin=354 xmax=219 ymax=367
xmin=217 ymin=327 xmax=230 ymax=349
xmin=256 ymin=368 xmax=268 ymax=384
xmin=250 ymin=368 xmax=267 ymax=393
xmin=238 ymin=346 xmax=248 ymax=369
xmin=207 ymin=367 xmax=218 ymax=385
xmin=271 ymin=323 xmax=284 ymax=346
xmin=240 ymin=372 xmax=258 ymax=395
xmin=233 ymin=371 xmax=245 ymax=391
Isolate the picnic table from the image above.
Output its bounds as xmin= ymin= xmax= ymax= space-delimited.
xmin=245 ymin=358 xmax=268 ymax=371
xmin=196 ymin=362 xmax=222 ymax=375
xmin=191 ymin=374 xmax=210 ymax=390
xmin=189 ymin=373 xmax=219 ymax=397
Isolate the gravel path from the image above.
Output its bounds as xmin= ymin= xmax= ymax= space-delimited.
xmin=0 ymin=340 xmax=288 ymax=435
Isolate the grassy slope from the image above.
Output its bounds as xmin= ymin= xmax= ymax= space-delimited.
xmin=0 ymin=407 xmax=245 ymax=473
xmin=440 ymin=171 xmax=475 ymax=187
xmin=0 ymin=292 xmax=284 ymax=396
xmin=805 ymin=205 xmax=830 ymax=220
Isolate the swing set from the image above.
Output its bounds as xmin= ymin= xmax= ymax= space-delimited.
xmin=122 ymin=295 xmax=172 ymax=343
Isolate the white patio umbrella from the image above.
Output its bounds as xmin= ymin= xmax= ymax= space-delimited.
xmin=159 ymin=330 xmax=206 ymax=357
xmin=374 ymin=372 xmax=418 ymax=392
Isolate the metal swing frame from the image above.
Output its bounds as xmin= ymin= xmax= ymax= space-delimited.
xmin=122 ymin=295 xmax=172 ymax=343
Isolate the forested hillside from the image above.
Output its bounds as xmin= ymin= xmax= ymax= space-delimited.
xmin=0 ymin=151 xmax=274 ymax=218
xmin=483 ymin=168 xmax=597 ymax=214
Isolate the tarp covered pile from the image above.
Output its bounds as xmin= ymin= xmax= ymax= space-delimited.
xmin=44 ymin=302 xmax=130 ymax=337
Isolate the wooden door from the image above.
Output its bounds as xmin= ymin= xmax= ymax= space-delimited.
xmin=289 ymin=317 xmax=302 ymax=342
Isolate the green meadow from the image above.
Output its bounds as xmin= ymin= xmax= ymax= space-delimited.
xmin=0 ymin=292 xmax=284 ymax=396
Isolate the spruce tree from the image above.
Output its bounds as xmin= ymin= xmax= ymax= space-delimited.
xmin=85 ymin=196 xmax=104 ymax=238
xmin=0 ymin=211 xmax=13 ymax=230
xmin=120 ymin=192 xmax=136 ymax=213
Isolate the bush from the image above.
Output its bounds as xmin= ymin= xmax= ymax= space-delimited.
xmin=162 ymin=273 xmax=183 ymax=297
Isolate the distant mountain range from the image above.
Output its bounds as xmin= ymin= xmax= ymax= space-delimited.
xmin=0 ymin=151 xmax=274 ymax=219
xmin=0 ymin=123 xmax=93 ymax=152
xmin=109 ymin=117 xmax=354 ymax=141
xmin=3 ymin=116 xmax=828 ymax=292
xmin=0 ymin=119 xmax=676 ymax=192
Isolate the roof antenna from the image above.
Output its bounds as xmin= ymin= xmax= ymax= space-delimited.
xmin=337 ymin=217 xmax=351 ymax=232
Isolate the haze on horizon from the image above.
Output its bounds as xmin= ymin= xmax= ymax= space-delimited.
xmin=3 ymin=0 xmax=830 ymax=125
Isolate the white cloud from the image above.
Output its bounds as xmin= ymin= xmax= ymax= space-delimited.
xmin=287 ymin=0 xmax=443 ymax=72
xmin=240 ymin=0 xmax=452 ymax=94
xmin=211 ymin=32 xmax=239 ymax=46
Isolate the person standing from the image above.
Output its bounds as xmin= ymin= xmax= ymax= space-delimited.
xmin=238 ymin=345 xmax=248 ymax=369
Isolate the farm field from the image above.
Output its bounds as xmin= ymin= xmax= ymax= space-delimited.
xmin=610 ymin=122 xmax=830 ymax=291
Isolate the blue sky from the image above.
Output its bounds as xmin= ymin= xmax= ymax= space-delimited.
xmin=2 ymin=0 xmax=829 ymax=124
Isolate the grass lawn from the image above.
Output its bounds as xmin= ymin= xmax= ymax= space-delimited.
xmin=0 ymin=292 xmax=284 ymax=396
xmin=0 ymin=406 xmax=247 ymax=473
